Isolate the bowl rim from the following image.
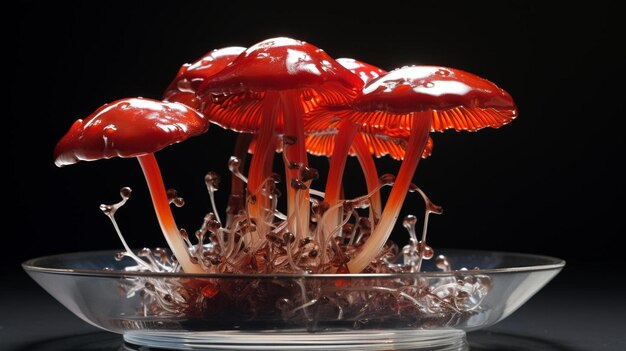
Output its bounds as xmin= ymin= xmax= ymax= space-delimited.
xmin=22 ymin=248 xmax=565 ymax=279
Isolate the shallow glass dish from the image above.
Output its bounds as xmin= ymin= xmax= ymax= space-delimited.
xmin=23 ymin=249 xmax=564 ymax=351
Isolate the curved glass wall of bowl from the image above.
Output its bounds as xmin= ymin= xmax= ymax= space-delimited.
xmin=23 ymin=249 xmax=563 ymax=351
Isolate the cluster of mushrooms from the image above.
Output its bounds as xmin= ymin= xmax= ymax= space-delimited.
xmin=54 ymin=37 xmax=516 ymax=276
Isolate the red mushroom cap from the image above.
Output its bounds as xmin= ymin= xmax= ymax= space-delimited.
xmin=304 ymin=59 xmax=433 ymax=160
xmin=163 ymin=46 xmax=245 ymax=109
xmin=336 ymin=58 xmax=386 ymax=84
xmin=198 ymin=37 xmax=363 ymax=133
xmin=54 ymin=97 xmax=208 ymax=167
xmin=351 ymin=65 xmax=517 ymax=132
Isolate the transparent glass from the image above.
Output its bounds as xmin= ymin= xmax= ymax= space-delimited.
xmin=23 ymin=249 xmax=564 ymax=351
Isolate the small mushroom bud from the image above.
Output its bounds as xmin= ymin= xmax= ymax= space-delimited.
xmin=167 ymin=188 xmax=185 ymax=207
xmin=205 ymin=171 xmax=221 ymax=191
xmin=228 ymin=156 xmax=241 ymax=172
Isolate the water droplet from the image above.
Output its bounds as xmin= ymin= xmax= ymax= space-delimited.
xmin=290 ymin=179 xmax=307 ymax=190
xmin=120 ymin=187 xmax=132 ymax=199
xmin=283 ymin=232 xmax=295 ymax=244
xmin=299 ymin=237 xmax=312 ymax=248
xmin=403 ymin=215 xmax=417 ymax=230
xmin=205 ymin=172 xmax=221 ymax=190
xmin=422 ymin=245 xmax=434 ymax=260
xmin=179 ymin=228 xmax=188 ymax=239
xmin=138 ymin=248 xmax=151 ymax=256
xmin=300 ymin=166 xmax=319 ymax=182
xmin=100 ymin=204 xmax=114 ymax=216
xmin=435 ymin=255 xmax=451 ymax=271
xmin=167 ymin=189 xmax=185 ymax=207
xmin=205 ymin=213 xmax=221 ymax=231
xmin=228 ymin=157 xmax=241 ymax=172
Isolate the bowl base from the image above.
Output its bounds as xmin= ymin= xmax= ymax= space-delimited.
xmin=123 ymin=329 xmax=468 ymax=350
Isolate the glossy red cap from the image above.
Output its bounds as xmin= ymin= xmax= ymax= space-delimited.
xmin=350 ymin=66 xmax=517 ymax=132
xmin=54 ymin=98 xmax=208 ymax=167
xmin=336 ymin=58 xmax=386 ymax=85
xmin=198 ymin=37 xmax=363 ymax=133
xmin=163 ymin=46 xmax=245 ymax=109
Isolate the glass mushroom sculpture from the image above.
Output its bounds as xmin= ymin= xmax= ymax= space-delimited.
xmin=54 ymin=97 xmax=208 ymax=273
xmin=53 ymin=42 xmax=517 ymax=277
xmin=39 ymin=39 xmax=560 ymax=351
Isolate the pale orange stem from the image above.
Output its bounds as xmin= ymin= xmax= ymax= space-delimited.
xmin=352 ymin=134 xmax=382 ymax=219
xmin=324 ymin=119 xmax=357 ymax=204
xmin=281 ymin=90 xmax=309 ymax=238
xmin=348 ymin=112 xmax=432 ymax=273
xmin=137 ymin=153 xmax=204 ymax=273
xmin=226 ymin=133 xmax=253 ymax=227
xmin=323 ymin=119 xmax=357 ymax=241
xmin=247 ymin=91 xmax=280 ymax=243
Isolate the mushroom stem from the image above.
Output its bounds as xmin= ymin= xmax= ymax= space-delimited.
xmin=137 ymin=153 xmax=204 ymax=273
xmin=281 ymin=90 xmax=310 ymax=239
xmin=352 ymin=134 xmax=382 ymax=221
xmin=348 ymin=112 xmax=432 ymax=273
xmin=247 ymin=91 xmax=280 ymax=242
xmin=227 ymin=133 xmax=253 ymax=227
xmin=323 ymin=119 xmax=357 ymax=242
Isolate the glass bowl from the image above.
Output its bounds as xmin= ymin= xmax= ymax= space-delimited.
xmin=23 ymin=249 xmax=564 ymax=351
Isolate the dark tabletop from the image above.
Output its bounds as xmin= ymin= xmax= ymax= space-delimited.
xmin=2 ymin=262 xmax=624 ymax=351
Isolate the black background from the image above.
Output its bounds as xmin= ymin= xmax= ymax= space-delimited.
xmin=5 ymin=1 xmax=622 ymax=279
